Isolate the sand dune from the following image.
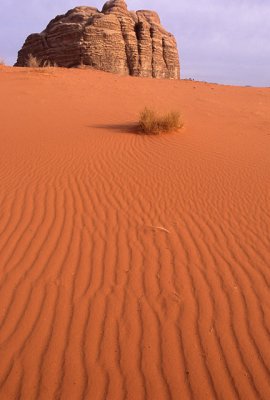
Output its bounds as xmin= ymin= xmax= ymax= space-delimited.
xmin=0 ymin=66 xmax=269 ymax=399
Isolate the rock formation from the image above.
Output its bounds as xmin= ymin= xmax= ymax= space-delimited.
xmin=15 ymin=0 xmax=180 ymax=79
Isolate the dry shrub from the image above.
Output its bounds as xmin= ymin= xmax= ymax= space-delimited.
xmin=77 ymin=61 xmax=87 ymax=69
xmin=26 ymin=55 xmax=58 ymax=73
xmin=138 ymin=107 xmax=183 ymax=135
xmin=77 ymin=61 xmax=94 ymax=70
xmin=43 ymin=60 xmax=58 ymax=68
xmin=27 ymin=54 xmax=41 ymax=68
xmin=0 ymin=58 xmax=5 ymax=66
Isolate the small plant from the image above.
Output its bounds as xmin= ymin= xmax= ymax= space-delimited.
xmin=77 ymin=61 xmax=86 ymax=69
xmin=25 ymin=55 xmax=58 ymax=72
xmin=0 ymin=58 xmax=5 ymax=66
xmin=138 ymin=107 xmax=183 ymax=135
xmin=43 ymin=60 xmax=58 ymax=68
xmin=77 ymin=61 xmax=92 ymax=70
xmin=26 ymin=54 xmax=41 ymax=68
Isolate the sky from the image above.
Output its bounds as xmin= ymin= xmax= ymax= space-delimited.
xmin=1 ymin=0 xmax=269 ymax=86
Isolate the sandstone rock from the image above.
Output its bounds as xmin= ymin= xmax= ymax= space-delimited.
xmin=15 ymin=0 xmax=180 ymax=79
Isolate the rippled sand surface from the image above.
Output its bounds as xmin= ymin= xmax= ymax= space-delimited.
xmin=0 ymin=66 xmax=269 ymax=399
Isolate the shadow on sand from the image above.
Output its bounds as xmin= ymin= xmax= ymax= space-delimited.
xmin=89 ymin=123 xmax=139 ymax=134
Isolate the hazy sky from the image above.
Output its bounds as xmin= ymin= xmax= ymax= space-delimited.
xmin=1 ymin=0 xmax=269 ymax=86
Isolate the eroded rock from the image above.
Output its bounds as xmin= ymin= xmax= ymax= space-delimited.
xmin=15 ymin=0 xmax=180 ymax=79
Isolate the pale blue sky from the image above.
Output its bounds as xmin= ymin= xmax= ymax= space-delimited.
xmin=1 ymin=0 xmax=269 ymax=86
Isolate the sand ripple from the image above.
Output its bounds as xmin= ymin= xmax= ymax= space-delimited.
xmin=0 ymin=67 xmax=269 ymax=399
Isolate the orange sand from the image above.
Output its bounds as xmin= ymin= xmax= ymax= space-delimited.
xmin=0 ymin=66 xmax=269 ymax=400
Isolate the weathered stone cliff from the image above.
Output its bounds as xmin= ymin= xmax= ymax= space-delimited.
xmin=15 ymin=0 xmax=180 ymax=79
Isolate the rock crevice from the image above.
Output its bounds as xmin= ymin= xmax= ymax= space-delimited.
xmin=15 ymin=0 xmax=180 ymax=79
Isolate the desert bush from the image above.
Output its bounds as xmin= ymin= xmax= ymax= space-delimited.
xmin=138 ymin=107 xmax=183 ymax=135
xmin=0 ymin=58 xmax=5 ymax=66
xmin=26 ymin=54 xmax=41 ymax=68
xmin=26 ymin=55 xmax=58 ymax=71
xmin=77 ymin=61 xmax=87 ymax=69
xmin=77 ymin=61 xmax=93 ymax=70
xmin=43 ymin=60 xmax=58 ymax=68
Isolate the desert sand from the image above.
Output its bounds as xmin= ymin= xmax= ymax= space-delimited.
xmin=0 ymin=66 xmax=269 ymax=400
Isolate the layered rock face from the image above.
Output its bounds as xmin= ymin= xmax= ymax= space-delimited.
xmin=15 ymin=0 xmax=180 ymax=79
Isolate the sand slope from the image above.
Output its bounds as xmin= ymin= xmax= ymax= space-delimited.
xmin=0 ymin=66 xmax=269 ymax=400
